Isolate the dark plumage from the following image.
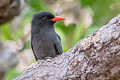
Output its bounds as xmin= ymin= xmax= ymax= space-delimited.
xmin=31 ymin=11 xmax=65 ymax=60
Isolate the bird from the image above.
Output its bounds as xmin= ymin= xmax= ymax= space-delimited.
xmin=31 ymin=11 xmax=66 ymax=60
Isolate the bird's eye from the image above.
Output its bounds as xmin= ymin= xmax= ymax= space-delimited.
xmin=42 ymin=16 xmax=48 ymax=20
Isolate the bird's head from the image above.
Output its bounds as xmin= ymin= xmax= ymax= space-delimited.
xmin=32 ymin=11 xmax=66 ymax=26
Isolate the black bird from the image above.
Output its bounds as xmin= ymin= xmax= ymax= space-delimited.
xmin=31 ymin=11 xmax=66 ymax=60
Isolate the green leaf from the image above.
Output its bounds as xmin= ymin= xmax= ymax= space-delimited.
xmin=0 ymin=24 xmax=13 ymax=40
xmin=27 ymin=0 xmax=50 ymax=12
xmin=5 ymin=68 xmax=21 ymax=80
xmin=73 ymin=23 xmax=85 ymax=44
xmin=85 ymin=25 xmax=99 ymax=36
xmin=23 ymin=40 xmax=31 ymax=50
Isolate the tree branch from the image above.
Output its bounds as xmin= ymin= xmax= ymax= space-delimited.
xmin=15 ymin=14 xmax=120 ymax=80
xmin=0 ymin=0 xmax=25 ymax=24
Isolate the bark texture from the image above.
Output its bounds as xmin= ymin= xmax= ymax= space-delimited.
xmin=15 ymin=14 xmax=120 ymax=80
xmin=0 ymin=0 xmax=25 ymax=24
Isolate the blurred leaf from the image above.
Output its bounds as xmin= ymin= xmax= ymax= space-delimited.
xmin=23 ymin=40 xmax=31 ymax=50
xmin=85 ymin=25 xmax=99 ymax=36
xmin=80 ymin=0 xmax=117 ymax=25
xmin=55 ymin=21 xmax=66 ymax=32
xmin=55 ymin=21 xmax=76 ymax=34
xmin=0 ymin=24 xmax=13 ymax=40
xmin=13 ymin=8 xmax=33 ymax=40
xmin=5 ymin=68 xmax=21 ymax=80
xmin=55 ymin=27 xmax=67 ymax=52
xmin=31 ymin=59 xmax=36 ymax=63
xmin=27 ymin=0 xmax=50 ymax=12
xmin=55 ymin=21 xmax=77 ymax=50
xmin=73 ymin=23 xmax=85 ymax=44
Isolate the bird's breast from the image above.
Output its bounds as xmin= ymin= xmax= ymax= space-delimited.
xmin=32 ymin=30 xmax=57 ymax=42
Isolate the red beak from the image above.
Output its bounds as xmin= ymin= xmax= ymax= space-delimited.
xmin=51 ymin=16 xmax=66 ymax=22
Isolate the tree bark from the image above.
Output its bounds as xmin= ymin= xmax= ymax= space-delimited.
xmin=15 ymin=14 xmax=120 ymax=80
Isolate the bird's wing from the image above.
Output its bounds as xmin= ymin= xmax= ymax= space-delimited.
xmin=54 ymin=34 xmax=63 ymax=55
xmin=31 ymin=40 xmax=38 ymax=60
